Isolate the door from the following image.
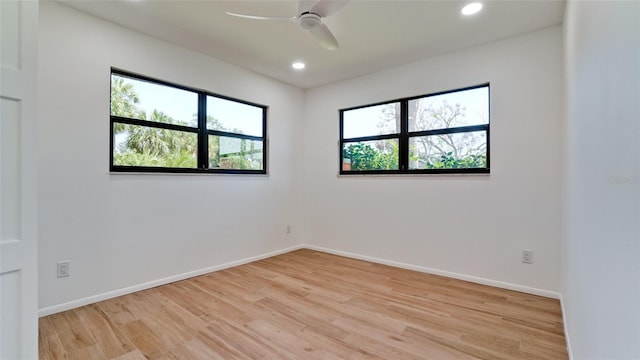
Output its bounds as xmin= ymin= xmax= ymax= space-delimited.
xmin=0 ymin=0 xmax=39 ymax=359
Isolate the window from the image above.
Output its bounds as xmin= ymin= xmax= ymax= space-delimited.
xmin=340 ymin=84 xmax=489 ymax=174
xmin=110 ymin=69 xmax=267 ymax=174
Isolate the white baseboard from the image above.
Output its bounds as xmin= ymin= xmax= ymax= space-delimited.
xmin=559 ymin=294 xmax=574 ymax=359
xmin=38 ymin=244 xmax=305 ymax=317
xmin=302 ymin=244 xmax=561 ymax=299
xmin=39 ymin=243 xmax=562 ymax=317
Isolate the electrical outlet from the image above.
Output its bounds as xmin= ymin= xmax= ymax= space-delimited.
xmin=522 ymin=250 xmax=533 ymax=264
xmin=57 ymin=261 xmax=70 ymax=278
xmin=286 ymin=225 xmax=291 ymax=234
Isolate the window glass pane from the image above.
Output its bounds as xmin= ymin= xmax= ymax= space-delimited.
xmin=409 ymin=87 xmax=488 ymax=132
xmin=409 ymin=131 xmax=487 ymax=169
xmin=111 ymin=74 xmax=198 ymax=127
xmin=209 ymin=135 xmax=263 ymax=170
xmin=342 ymin=139 xmax=399 ymax=171
xmin=207 ymin=96 xmax=263 ymax=137
xmin=343 ymin=103 xmax=400 ymax=139
xmin=113 ymin=123 xmax=197 ymax=168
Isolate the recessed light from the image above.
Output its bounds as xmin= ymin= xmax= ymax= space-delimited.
xmin=292 ymin=62 xmax=306 ymax=70
xmin=461 ymin=2 xmax=483 ymax=15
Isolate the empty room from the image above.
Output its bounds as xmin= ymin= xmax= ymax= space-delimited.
xmin=1 ymin=0 xmax=638 ymax=359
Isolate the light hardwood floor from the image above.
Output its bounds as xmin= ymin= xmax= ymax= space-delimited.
xmin=39 ymin=249 xmax=568 ymax=359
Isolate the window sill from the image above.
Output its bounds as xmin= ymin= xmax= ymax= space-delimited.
xmin=337 ymin=172 xmax=490 ymax=178
xmin=109 ymin=171 xmax=269 ymax=177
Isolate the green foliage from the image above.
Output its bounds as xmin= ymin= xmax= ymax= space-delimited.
xmin=208 ymin=135 xmax=220 ymax=168
xmin=424 ymin=153 xmax=486 ymax=169
xmin=207 ymin=136 xmax=262 ymax=170
xmin=111 ymin=76 xmax=141 ymax=134
xmin=113 ymin=150 xmax=196 ymax=168
xmin=343 ymin=142 xmax=398 ymax=171
xmin=219 ymin=155 xmax=252 ymax=169
xmin=110 ymin=76 xmax=139 ymax=118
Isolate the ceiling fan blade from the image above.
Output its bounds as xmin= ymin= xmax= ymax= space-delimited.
xmin=310 ymin=0 xmax=350 ymax=18
xmin=225 ymin=12 xmax=296 ymax=21
xmin=309 ymin=23 xmax=339 ymax=50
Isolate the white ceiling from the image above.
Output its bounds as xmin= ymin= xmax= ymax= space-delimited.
xmin=59 ymin=0 xmax=565 ymax=89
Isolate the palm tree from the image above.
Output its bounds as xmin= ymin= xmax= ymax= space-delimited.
xmin=111 ymin=76 xmax=141 ymax=134
xmin=125 ymin=111 xmax=177 ymax=156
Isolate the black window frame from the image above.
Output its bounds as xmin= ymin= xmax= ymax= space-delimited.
xmin=110 ymin=68 xmax=267 ymax=174
xmin=339 ymin=83 xmax=490 ymax=175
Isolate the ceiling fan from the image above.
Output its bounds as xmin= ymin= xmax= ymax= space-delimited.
xmin=225 ymin=0 xmax=350 ymax=51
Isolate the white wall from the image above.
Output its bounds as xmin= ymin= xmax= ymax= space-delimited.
xmin=563 ymin=1 xmax=640 ymax=358
xmin=38 ymin=2 xmax=304 ymax=312
xmin=301 ymin=27 xmax=564 ymax=294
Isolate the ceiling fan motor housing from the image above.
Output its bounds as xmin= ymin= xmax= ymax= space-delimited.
xmin=298 ymin=12 xmax=321 ymax=30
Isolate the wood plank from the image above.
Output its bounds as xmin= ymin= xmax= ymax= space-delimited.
xmin=38 ymin=317 xmax=66 ymax=360
xmin=296 ymin=326 xmax=386 ymax=360
xmin=246 ymin=319 xmax=342 ymax=360
xmin=111 ymin=349 xmax=147 ymax=360
xmin=199 ymin=317 xmax=297 ymax=359
xmin=75 ymin=304 xmax=136 ymax=358
xmin=48 ymin=310 xmax=96 ymax=351
xmin=163 ymin=339 xmax=226 ymax=360
xmin=97 ymin=298 xmax=137 ymax=326
xmin=66 ymin=345 xmax=107 ymax=360
xmin=120 ymin=320 xmax=172 ymax=359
